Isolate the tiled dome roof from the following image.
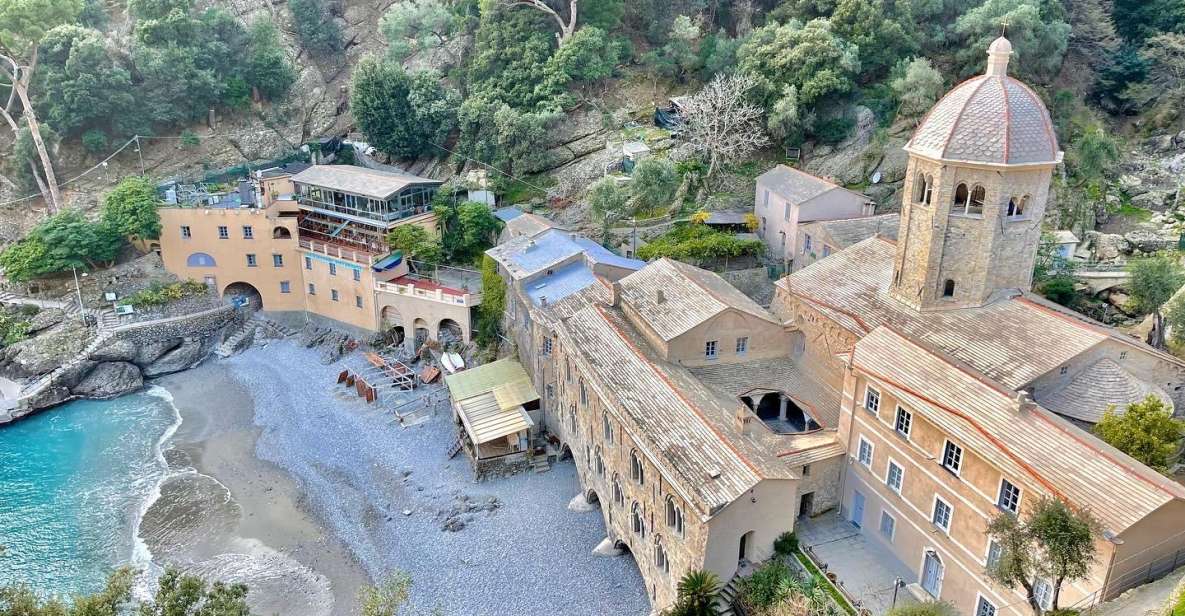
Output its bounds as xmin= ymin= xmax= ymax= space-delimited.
xmin=905 ymin=38 xmax=1059 ymax=166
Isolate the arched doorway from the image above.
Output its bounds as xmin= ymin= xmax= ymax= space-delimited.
xmin=222 ymin=281 xmax=262 ymax=310
xmin=438 ymin=318 xmax=463 ymax=345
xmin=738 ymin=530 xmax=755 ymax=563
xmin=413 ymin=318 xmax=430 ymax=348
xmin=272 ymin=226 xmax=292 ymax=239
xmin=381 ymin=306 xmax=405 ymax=346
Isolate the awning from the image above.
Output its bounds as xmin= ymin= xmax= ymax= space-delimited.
xmin=444 ymin=358 xmax=538 ymax=402
xmin=456 ymin=392 xmax=533 ymax=446
xmin=371 ymin=250 xmax=403 ymax=272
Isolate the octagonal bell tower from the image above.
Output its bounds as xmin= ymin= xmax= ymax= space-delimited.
xmin=889 ymin=37 xmax=1064 ymax=311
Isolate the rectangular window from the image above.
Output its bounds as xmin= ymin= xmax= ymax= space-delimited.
xmin=894 ymin=407 xmax=913 ymax=438
xmin=975 ymin=596 xmax=997 ymax=616
xmin=180 ymin=225 xmax=191 ymax=238
xmin=218 ymin=226 xmax=228 ymax=239
xmin=864 ymin=386 xmax=880 ymax=414
xmin=329 ymin=263 xmax=337 ymax=276
xmin=545 ymin=384 xmax=554 ymax=399
xmin=705 ymin=340 xmax=718 ymax=359
xmin=579 ymin=379 xmax=587 ymax=406
xmin=331 ymin=289 xmax=339 ymax=302
xmin=304 ymin=256 xmax=312 ymax=270
xmin=242 ymin=225 xmax=253 ymax=239
xmin=280 ymin=281 xmax=291 ymax=294
xmin=246 ymin=254 xmax=257 ymax=267
xmin=355 ymin=295 xmax=363 ymax=308
xmin=353 ymin=268 xmax=361 ymax=282
xmin=942 ymin=440 xmax=963 ymax=474
xmin=308 ymin=283 xmax=316 ymax=295
xmin=857 ymin=437 xmax=873 ymax=468
xmin=822 ymin=245 xmax=832 ymax=257
xmin=998 ymin=479 xmax=1022 ymax=514
xmin=1033 ymin=579 xmax=1053 ymax=610
xmin=986 ymin=540 xmax=1003 ymax=569
xmin=803 ymin=234 xmax=813 ymax=254
xmin=735 ymin=337 xmax=749 ymax=355
xmin=932 ymin=497 xmax=953 ymax=532
xmin=542 ymin=337 xmax=553 ymax=356
xmin=886 ymin=461 xmax=903 ymax=493
xmin=802 ymin=464 xmax=811 ymax=477
xmin=879 ymin=511 xmax=895 ymax=541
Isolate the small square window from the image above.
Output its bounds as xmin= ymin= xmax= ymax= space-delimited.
xmin=242 ymin=225 xmax=254 ymax=239
xmin=273 ymin=254 xmax=283 ymax=267
xmin=998 ymin=479 xmax=1022 ymax=514
xmin=329 ymin=263 xmax=337 ymax=276
xmin=280 ymin=281 xmax=291 ymax=294
xmin=304 ymin=256 xmax=312 ymax=270
xmin=932 ymin=497 xmax=953 ymax=532
xmin=331 ymin=289 xmax=340 ymax=302
xmin=857 ymin=437 xmax=873 ymax=468
xmin=864 ymin=386 xmax=880 ymax=414
xmin=180 ymin=225 xmax=191 ymax=238
xmin=822 ymin=245 xmax=831 ymax=257
xmin=894 ymin=407 xmax=912 ymax=438
xmin=705 ymin=340 xmax=718 ymax=359
xmin=1059 ymin=366 xmax=1068 ymax=375
xmin=246 ymin=254 xmax=257 ymax=267
xmin=308 ymin=283 xmax=316 ymax=295
xmin=886 ymin=461 xmax=903 ymax=493
xmin=218 ymin=226 xmax=228 ymax=239
xmin=735 ymin=337 xmax=749 ymax=355
xmin=355 ymin=295 xmax=363 ymax=308
xmin=353 ymin=268 xmax=361 ymax=282
xmin=1120 ymin=351 xmax=1128 ymax=360
xmin=975 ymin=597 xmax=997 ymax=616
xmin=1033 ymin=579 xmax=1053 ymax=610
xmin=942 ymin=440 xmax=963 ymax=474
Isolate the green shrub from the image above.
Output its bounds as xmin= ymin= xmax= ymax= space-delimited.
xmin=813 ymin=117 xmax=855 ymax=145
xmin=885 ymin=602 xmax=958 ymax=616
xmin=773 ymin=531 xmax=798 ymax=556
xmin=739 ymin=560 xmax=795 ymax=608
xmin=81 ymin=129 xmax=108 ymax=154
xmin=1172 ymin=587 xmax=1185 ymax=616
xmin=0 ymin=313 xmax=31 ymax=346
xmin=18 ymin=304 xmax=41 ymax=317
xmin=122 ymin=280 xmax=209 ymax=308
xmin=636 ymin=224 xmax=765 ymax=263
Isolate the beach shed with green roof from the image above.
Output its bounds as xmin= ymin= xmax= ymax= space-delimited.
xmin=444 ymin=359 xmax=540 ymax=478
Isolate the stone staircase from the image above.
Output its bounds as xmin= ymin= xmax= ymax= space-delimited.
xmin=717 ymin=573 xmax=742 ymax=616
xmin=215 ymin=319 xmax=258 ymax=358
xmin=18 ymin=329 xmax=114 ymax=398
xmin=529 ymin=455 xmax=551 ymax=474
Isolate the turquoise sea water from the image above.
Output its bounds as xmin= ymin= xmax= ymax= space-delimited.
xmin=0 ymin=389 xmax=178 ymax=598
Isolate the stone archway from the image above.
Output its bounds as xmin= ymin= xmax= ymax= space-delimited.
xmin=438 ymin=318 xmax=463 ymax=345
xmin=584 ymin=488 xmax=602 ymax=506
xmin=413 ymin=317 xmax=430 ymax=348
xmin=222 ymin=281 xmax=263 ymax=310
xmin=380 ymin=305 xmax=405 ymax=346
xmin=272 ymin=226 xmax=292 ymax=239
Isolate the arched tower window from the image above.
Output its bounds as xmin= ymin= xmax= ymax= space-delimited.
xmin=943 ymin=279 xmax=956 ymax=298
xmin=913 ymin=173 xmax=927 ymax=204
xmin=630 ymin=450 xmax=645 ymax=485
xmin=923 ymin=175 xmax=934 ymax=205
xmin=654 ymin=538 xmax=670 ymax=574
xmin=594 ymin=446 xmax=604 ymax=476
xmin=612 ymin=474 xmax=624 ymax=506
xmin=631 ymin=501 xmax=646 ymax=537
xmin=953 ymin=184 xmax=969 ymax=209
xmin=1007 ymin=195 xmax=1029 ymax=218
xmin=602 ymin=413 xmax=614 ymax=443
xmin=666 ymin=497 xmax=685 ymax=537
xmin=967 ymin=185 xmax=986 ymax=214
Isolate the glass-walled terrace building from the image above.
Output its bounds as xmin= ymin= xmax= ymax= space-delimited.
xmin=291 ymin=165 xmax=442 ymax=254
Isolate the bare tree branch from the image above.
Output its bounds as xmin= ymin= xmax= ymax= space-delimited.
xmin=502 ymin=0 xmax=578 ymax=45
xmin=681 ymin=73 xmax=770 ymax=179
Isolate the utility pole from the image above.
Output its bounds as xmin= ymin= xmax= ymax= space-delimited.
xmin=134 ymin=135 xmax=145 ymax=175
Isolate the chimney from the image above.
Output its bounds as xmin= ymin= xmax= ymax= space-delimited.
xmin=610 ymin=281 xmax=622 ymax=307
xmin=736 ymin=407 xmax=753 ymax=436
xmin=656 ymin=289 xmax=665 ymax=304
xmin=540 ymin=296 xmax=548 ymax=307
xmin=863 ymin=201 xmax=876 ymax=216
xmin=1015 ymin=390 xmax=1036 ymax=413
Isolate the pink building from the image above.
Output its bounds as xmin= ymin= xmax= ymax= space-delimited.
xmin=753 ymin=165 xmax=874 ymax=267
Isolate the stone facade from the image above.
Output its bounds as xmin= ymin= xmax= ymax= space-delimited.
xmin=889 ymin=157 xmax=1053 ymax=311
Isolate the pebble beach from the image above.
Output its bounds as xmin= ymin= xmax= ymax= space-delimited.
xmin=150 ymin=340 xmax=650 ymax=615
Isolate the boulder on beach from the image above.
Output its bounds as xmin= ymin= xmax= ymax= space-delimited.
xmin=89 ymin=338 xmax=138 ymax=362
xmin=73 ymin=362 xmax=144 ymax=399
xmin=134 ymin=337 xmax=183 ymax=367
xmin=143 ymin=338 xmax=211 ymax=377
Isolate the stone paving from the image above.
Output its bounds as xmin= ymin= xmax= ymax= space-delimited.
xmin=796 ymin=514 xmax=916 ymax=615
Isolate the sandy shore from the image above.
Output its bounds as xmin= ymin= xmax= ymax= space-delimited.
xmin=146 ymin=361 xmax=369 ymax=615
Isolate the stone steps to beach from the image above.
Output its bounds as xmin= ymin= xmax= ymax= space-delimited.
xmin=215 ymin=320 xmax=256 ymax=358
xmin=19 ymin=330 xmax=114 ymax=398
xmin=530 ymin=455 xmax=550 ymax=474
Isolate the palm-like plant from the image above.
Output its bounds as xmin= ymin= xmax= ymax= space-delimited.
xmin=670 ymin=569 xmax=722 ymax=616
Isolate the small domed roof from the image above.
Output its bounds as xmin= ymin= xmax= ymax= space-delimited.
xmin=905 ymin=38 xmax=1060 ymax=166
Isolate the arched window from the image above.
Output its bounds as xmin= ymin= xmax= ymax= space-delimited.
xmin=631 ymin=501 xmax=646 ymax=537
xmin=953 ymin=183 xmax=969 ymax=209
xmin=186 ymin=252 xmax=216 ymax=267
xmin=579 ymin=379 xmax=588 ymax=406
xmin=585 ymin=445 xmax=592 ymax=471
xmin=666 ymin=497 xmax=685 ymax=537
xmin=967 ymin=185 xmax=986 ymax=214
xmin=594 ymin=445 xmax=605 ymax=477
xmin=602 ymin=414 xmax=614 ymax=444
xmin=913 ymin=173 xmax=927 ymax=203
xmin=630 ymin=450 xmax=645 ymax=485
xmin=654 ymin=538 xmax=670 ymax=574
xmin=568 ymin=404 xmax=576 ymax=431
xmin=923 ymin=175 xmax=934 ymax=205
xmin=1007 ymin=195 xmax=1029 ymax=218
xmin=612 ymin=474 xmax=624 ymax=506
xmin=943 ymin=279 xmax=956 ymax=298
xmin=272 ymin=226 xmax=292 ymax=239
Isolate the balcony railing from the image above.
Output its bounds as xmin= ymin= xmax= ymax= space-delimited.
xmin=375 ymin=279 xmax=482 ymax=308
xmin=298 ymin=238 xmax=377 ymax=266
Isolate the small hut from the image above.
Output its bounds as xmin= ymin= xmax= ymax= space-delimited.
xmin=443 ymin=359 xmax=540 ymax=479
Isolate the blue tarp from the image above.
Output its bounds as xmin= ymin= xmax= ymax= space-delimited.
xmin=494 ymin=207 xmax=524 ymax=223
xmin=525 ymin=261 xmax=599 ymax=306
xmin=572 ymin=237 xmax=646 ymax=271
xmin=371 ymin=250 xmax=404 ymax=272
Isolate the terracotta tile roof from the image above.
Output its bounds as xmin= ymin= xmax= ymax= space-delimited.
xmin=690 ymin=358 xmax=842 ymax=430
xmin=906 ymin=75 xmax=1059 ymax=165
xmin=291 ymin=165 xmax=439 ymax=200
xmin=852 ymin=326 xmax=1185 ymax=534
xmin=756 ymin=165 xmax=868 ymax=206
xmin=1038 ymin=358 xmax=1174 ymax=423
xmin=800 ymin=214 xmax=900 ymax=249
xmin=620 ymin=258 xmax=779 ymax=342
xmin=560 ymin=304 xmax=793 ymax=516
xmin=779 ymin=237 xmax=1108 ymax=389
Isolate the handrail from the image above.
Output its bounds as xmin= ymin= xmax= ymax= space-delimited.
xmin=374 ymin=279 xmax=482 ymax=307
xmin=298 ymin=238 xmax=376 ymax=266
